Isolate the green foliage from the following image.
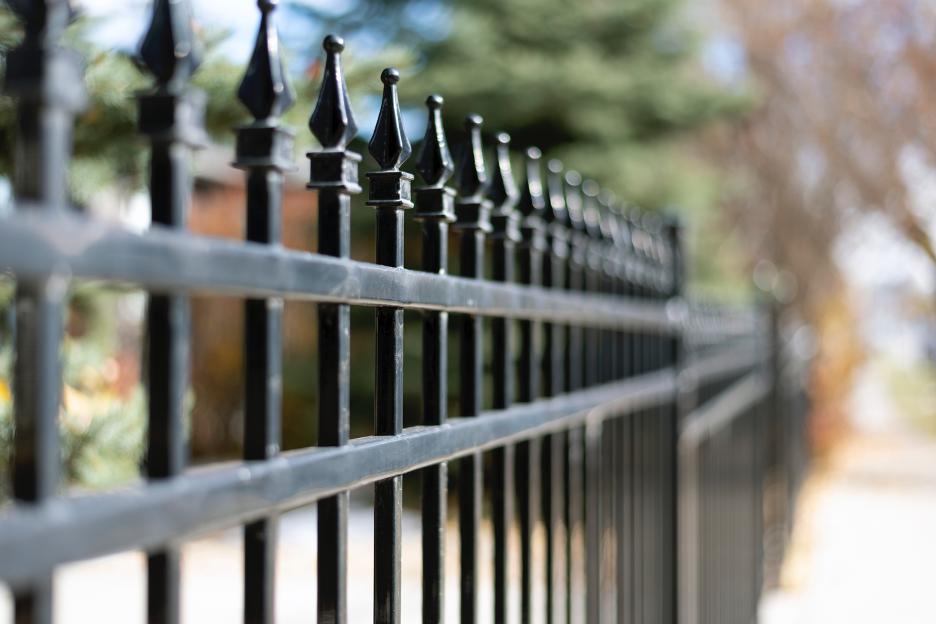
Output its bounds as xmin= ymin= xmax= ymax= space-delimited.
xmin=0 ymin=7 xmax=251 ymax=203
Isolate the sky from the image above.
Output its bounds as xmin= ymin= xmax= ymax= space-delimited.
xmin=76 ymin=0 xmax=335 ymax=63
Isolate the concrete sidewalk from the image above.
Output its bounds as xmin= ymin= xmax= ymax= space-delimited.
xmin=761 ymin=364 xmax=936 ymax=624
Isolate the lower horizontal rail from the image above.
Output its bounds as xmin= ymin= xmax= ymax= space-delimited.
xmin=0 ymin=369 xmax=676 ymax=588
xmin=679 ymin=370 xmax=769 ymax=450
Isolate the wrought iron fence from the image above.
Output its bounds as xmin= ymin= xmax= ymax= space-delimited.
xmin=0 ymin=1 xmax=810 ymax=624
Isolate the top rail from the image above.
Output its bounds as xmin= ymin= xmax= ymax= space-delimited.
xmin=0 ymin=211 xmax=676 ymax=331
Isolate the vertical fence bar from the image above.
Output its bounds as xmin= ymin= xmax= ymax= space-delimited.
xmin=542 ymin=159 xmax=568 ymax=624
xmin=580 ymin=181 xmax=603 ymax=624
xmin=366 ymin=67 xmax=414 ymax=624
xmin=414 ymin=94 xmax=456 ymax=624
xmin=562 ymin=172 xmax=586 ymax=624
xmin=137 ymin=3 xmax=205 ymax=622
xmin=662 ymin=218 xmax=683 ymax=624
xmin=3 ymin=1 xmax=85 ymax=621
xmin=584 ymin=421 xmax=601 ymax=624
xmin=487 ymin=133 xmax=521 ymax=624
xmin=307 ymin=35 xmax=361 ymax=624
xmin=597 ymin=191 xmax=617 ymax=385
xmin=581 ymin=181 xmax=602 ymax=389
xmin=452 ymin=115 xmax=492 ymax=624
xmin=516 ymin=148 xmax=546 ymax=624
xmin=235 ymin=4 xmax=294 ymax=622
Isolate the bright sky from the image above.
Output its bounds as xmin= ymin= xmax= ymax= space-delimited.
xmin=76 ymin=0 xmax=332 ymax=63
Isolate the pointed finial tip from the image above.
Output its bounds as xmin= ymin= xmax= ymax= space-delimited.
xmin=381 ymin=67 xmax=401 ymax=85
xmin=526 ymin=147 xmax=542 ymax=160
xmin=426 ymin=94 xmax=444 ymax=109
xmin=465 ymin=114 xmax=483 ymax=130
xmin=496 ymin=133 xmax=510 ymax=145
xmin=565 ymin=170 xmax=582 ymax=185
xmin=324 ymin=34 xmax=345 ymax=53
xmin=548 ymin=159 xmax=563 ymax=173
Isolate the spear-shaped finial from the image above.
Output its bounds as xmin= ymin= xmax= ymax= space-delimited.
xmin=369 ymin=67 xmax=411 ymax=171
xmin=455 ymin=114 xmax=488 ymax=201
xmin=565 ymin=170 xmax=585 ymax=232
xmin=598 ymin=189 xmax=618 ymax=242
xmin=487 ymin=133 xmax=519 ymax=213
xmin=544 ymin=159 xmax=567 ymax=225
xmin=310 ymin=35 xmax=358 ymax=150
xmin=581 ymin=179 xmax=602 ymax=239
xmin=415 ymin=94 xmax=454 ymax=187
xmin=238 ymin=0 xmax=295 ymax=122
xmin=140 ymin=0 xmax=203 ymax=94
xmin=517 ymin=147 xmax=545 ymax=219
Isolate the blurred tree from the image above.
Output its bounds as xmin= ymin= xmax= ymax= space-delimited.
xmin=714 ymin=0 xmax=936 ymax=313
xmin=291 ymin=0 xmax=750 ymax=196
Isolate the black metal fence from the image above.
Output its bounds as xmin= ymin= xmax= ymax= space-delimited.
xmin=0 ymin=1 xmax=811 ymax=624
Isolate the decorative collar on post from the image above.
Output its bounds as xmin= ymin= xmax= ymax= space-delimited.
xmin=138 ymin=0 xmax=207 ymax=148
xmin=453 ymin=114 xmax=493 ymax=234
xmin=487 ymin=133 xmax=521 ymax=242
xmin=414 ymin=94 xmax=456 ymax=222
xmin=234 ymin=0 xmax=296 ymax=174
xmin=366 ymin=67 xmax=414 ymax=210
xmin=307 ymin=35 xmax=362 ymax=195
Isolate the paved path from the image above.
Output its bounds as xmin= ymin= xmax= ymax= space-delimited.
xmin=761 ymin=364 xmax=936 ymax=624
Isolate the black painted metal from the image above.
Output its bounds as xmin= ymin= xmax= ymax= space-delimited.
xmin=487 ymin=132 xmax=520 ymax=624
xmin=368 ymin=65 xmax=412 ymax=624
xmin=307 ymin=34 xmax=358 ymax=624
xmin=414 ymin=93 xmax=454 ymax=624
xmin=453 ymin=114 xmax=491 ymax=624
xmin=236 ymin=3 xmax=294 ymax=622
xmin=516 ymin=147 xmax=547 ymax=624
xmin=137 ymin=2 xmax=206 ymax=621
xmin=0 ymin=21 xmax=810 ymax=624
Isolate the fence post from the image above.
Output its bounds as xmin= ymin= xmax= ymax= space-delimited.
xmin=452 ymin=114 xmax=492 ymax=624
xmin=4 ymin=1 xmax=86 ymax=621
xmin=562 ymin=170 xmax=587 ymax=624
xmin=487 ymin=132 xmax=520 ymax=624
xmin=542 ymin=159 xmax=569 ymax=624
xmin=366 ymin=66 xmax=414 ymax=624
xmin=234 ymin=2 xmax=295 ymax=622
xmin=307 ymin=34 xmax=361 ymax=624
xmin=137 ymin=1 xmax=206 ymax=621
xmin=516 ymin=147 xmax=546 ymax=624
xmin=614 ymin=206 xmax=636 ymax=624
xmin=663 ymin=217 xmax=684 ymax=624
xmin=414 ymin=94 xmax=455 ymax=624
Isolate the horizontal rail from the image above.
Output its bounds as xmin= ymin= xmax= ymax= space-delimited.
xmin=0 ymin=367 xmax=680 ymax=588
xmin=0 ymin=211 xmax=674 ymax=331
xmin=682 ymin=340 xmax=764 ymax=387
xmin=679 ymin=371 xmax=769 ymax=450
